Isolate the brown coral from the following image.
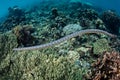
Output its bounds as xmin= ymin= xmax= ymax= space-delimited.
xmin=13 ymin=25 xmax=37 ymax=47
xmin=91 ymin=51 xmax=120 ymax=80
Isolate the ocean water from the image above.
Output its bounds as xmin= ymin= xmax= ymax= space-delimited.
xmin=0 ymin=0 xmax=41 ymax=19
xmin=0 ymin=0 xmax=120 ymax=18
xmin=85 ymin=0 xmax=120 ymax=13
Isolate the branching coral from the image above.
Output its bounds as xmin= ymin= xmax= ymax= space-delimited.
xmin=91 ymin=51 xmax=120 ymax=80
xmin=0 ymin=33 xmax=17 ymax=79
xmin=7 ymin=50 xmax=87 ymax=80
xmin=13 ymin=29 xmax=116 ymax=51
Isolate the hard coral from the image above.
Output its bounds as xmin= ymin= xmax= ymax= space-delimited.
xmin=79 ymin=18 xmax=91 ymax=28
xmin=0 ymin=33 xmax=17 ymax=79
xmin=101 ymin=10 xmax=120 ymax=34
xmin=78 ymin=9 xmax=98 ymax=20
xmin=51 ymin=8 xmax=59 ymax=19
xmin=13 ymin=25 xmax=36 ymax=47
xmin=63 ymin=24 xmax=82 ymax=35
xmin=91 ymin=51 xmax=120 ymax=80
xmin=6 ymin=50 xmax=87 ymax=80
xmin=93 ymin=39 xmax=111 ymax=55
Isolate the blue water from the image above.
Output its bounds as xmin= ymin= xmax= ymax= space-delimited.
xmin=85 ymin=0 xmax=120 ymax=13
xmin=0 ymin=0 xmax=120 ymax=18
xmin=0 ymin=0 xmax=42 ymax=18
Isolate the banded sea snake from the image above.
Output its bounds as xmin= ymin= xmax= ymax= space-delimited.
xmin=13 ymin=29 xmax=117 ymax=51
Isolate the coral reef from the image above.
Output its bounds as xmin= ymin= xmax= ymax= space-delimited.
xmin=51 ymin=8 xmax=59 ymax=19
xmin=13 ymin=29 xmax=116 ymax=51
xmin=0 ymin=0 xmax=120 ymax=80
xmin=0 ymin=33 xmax=17 ymax=61
xmin=93 ymin=39 xmax=112 ymax=55
xmin=0 ymin=49 xmax=88 ymax=80
xmin=91 ymin=51 xmax=120 ymax=80
xmin=63 ymin=24 xmax=82 ymax=35
xmin=13 ymin=25 xmax=37 ymax=47
xmin=78 ymin=9 xmax=98 ymax=20
xmin=0 ymin=32 xmax=17 ymax=80
xmin=110 ymin=38 xmax=120 ymax=51
xmin=77 ymin=9 xmax=106 ymax=30
xmin=101 ymin=10 xmax=120 ymax=34
xmin=0 ymin=6 xmax=26 ymax=32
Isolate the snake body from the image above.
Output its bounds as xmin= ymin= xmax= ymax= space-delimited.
xmin=13 ymin=29 xmax=116 ymax=51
